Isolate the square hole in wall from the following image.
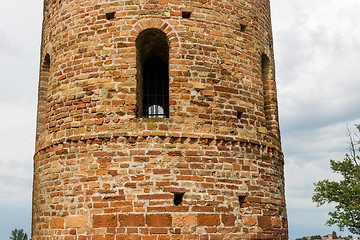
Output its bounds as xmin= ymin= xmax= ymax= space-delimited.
xmin=238 ymin=195 xmax=246 ymax=208
xmin=240 ymin=24 xmax=247 ymax=32
xmin=106 ymin=12 xmax=116 ymax=20
xmin=174 ymin=193 xmax=185 ymax=206
xmin=182 ymin=11 xmax=192 ymax=19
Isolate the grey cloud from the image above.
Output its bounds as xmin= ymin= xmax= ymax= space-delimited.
xmin=273 ymin=0 xmax=360 ymax=237
xmin=1 ymin=0 xmax=360 ymax=238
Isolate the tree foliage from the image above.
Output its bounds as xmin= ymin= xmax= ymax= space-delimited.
xmin=313 ymin=125 xmax=360 ymax=235
xmin=10 ymin=229 xmax=28 ymax=240
xmin=332 ymin=231 xmax=338 ymax=239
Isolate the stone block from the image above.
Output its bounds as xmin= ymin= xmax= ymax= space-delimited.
xmin=258 ymin=216 xmax=272 ymax=228
xmin=93 ymin=214 xmax=117 ymax=228
xmin=146 ymin=214 xmax=172 ymax=227
xmin=172 ymin=214 xmax=196 ymax=227
xmin=243 ymin=216 xmax=256 ymax=226
xmin=197 ymin=214 xmax=220 ymax=226
xmin=50 ymin=218 xmax=64 ymax=229
xmin=119 ymin=214 xmax=145 ymax=226
xmin=66 ymin=216 xmax=88 ymax=228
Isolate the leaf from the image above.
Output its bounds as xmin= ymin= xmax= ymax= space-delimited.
xmin=313 ymin=125 xmax=360 ymax=235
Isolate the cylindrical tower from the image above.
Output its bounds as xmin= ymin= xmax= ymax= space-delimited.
xmin=33 ymin=0 xmax=288 ymax=239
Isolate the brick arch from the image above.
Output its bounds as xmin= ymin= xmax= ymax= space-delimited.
xmin=131 ymin=19 xmax=180 ymax=49
xmin=36 ymin=42 xmax=52 ymax=146
xmin=42 ymin=42 xmax=52 ymax=66
xmin=131 ymin=19 xmax=180 ymax=118
xmin=259 ymin=50 xmax=279 ymax=136
xmin=261 ymin=47 xmax=272 ymax=60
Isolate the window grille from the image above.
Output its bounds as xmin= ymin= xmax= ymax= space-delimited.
xmin=142 ymin=56 xmax=169 ymax=118
xmin=136 ymin=28 xmax=170 ymax=118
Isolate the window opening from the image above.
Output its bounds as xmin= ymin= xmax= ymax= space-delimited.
xmin=240 ymin=24 xmax=247 ymax=32
xmin=136 ymin=28 xmax=170 ymax=118
xmin=142 ymin=56 xmax=169 ymax=118
xmin=174 ymin=193 xmax=185 ymax=206
xmin=261 ymin=54 xmax=270 ymax=76
xmin=237 ymin=111 xmax=243 ymax=119
xmin=106 ymin=12 xmax=115 ymax=20
xmin=238 ymin=196 xmax=246 ymax=208
xmin=36 ymin=53 xmax=50 ymax=142
xmin=148 ymin=105 xmax=165 ymax=118
xmin=182 ymin=11 xmax=192 ymax=19
xmin=261 ymin=54 xmax=270 ymax=129
xmin=44 ymin=54 xmax=50 ymax=69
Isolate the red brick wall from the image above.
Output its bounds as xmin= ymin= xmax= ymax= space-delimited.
xmin=33 ymin=0 xmax=288 ymax=239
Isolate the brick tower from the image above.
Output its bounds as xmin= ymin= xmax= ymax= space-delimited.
xmin=33 ymin=0 xmax=288 ymax=239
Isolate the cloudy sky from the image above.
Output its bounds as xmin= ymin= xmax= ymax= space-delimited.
xmin=1 ymin=0 xmax=360 ymax=239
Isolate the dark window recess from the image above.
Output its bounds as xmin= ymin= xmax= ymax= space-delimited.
xmin=182 ymin=11 xmax=192 ymax=19
xmin=143 ymin=56 xmax=169 ymax=118
xmin=237 ymin=111 xmax=243 ymax=119
xmin=240 ymin=24 xmax=247 ymax=32
xmin=136 ymin=28 xmax=169 ymax=118
xmin=174 ymin=193 xmax=185 ymax=206
xmin=238 ymin=196 xmax=246 ymax=208
xmin=44 ymin=54 xmax=50 ymax=68
xmin=106 ymin=12 xmax=115 ymax=20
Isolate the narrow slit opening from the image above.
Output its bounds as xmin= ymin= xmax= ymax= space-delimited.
xmin=238 ymin=196 xmax=246 ymax=208
xmin=174 ymin=193 xmax=185 ymax=206
xmin=261 ymin=54 xmax=271 ymax=129
xmin=240 ymin=24 xmax=247 ymax=32
xmin=182 ymin=11 xmax=192 ymax=19
xmin=106 ymin=12 xmax=115 ymax=20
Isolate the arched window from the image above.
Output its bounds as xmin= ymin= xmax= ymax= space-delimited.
xmin=136 ymin=28 xmax=169 ymax=118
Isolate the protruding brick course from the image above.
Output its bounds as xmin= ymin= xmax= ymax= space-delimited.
xmin=33 ymin=0 xmax=288 ymax=239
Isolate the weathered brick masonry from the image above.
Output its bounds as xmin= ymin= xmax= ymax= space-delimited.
xmin=33 ymin=0 xmax=288 ymax=239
